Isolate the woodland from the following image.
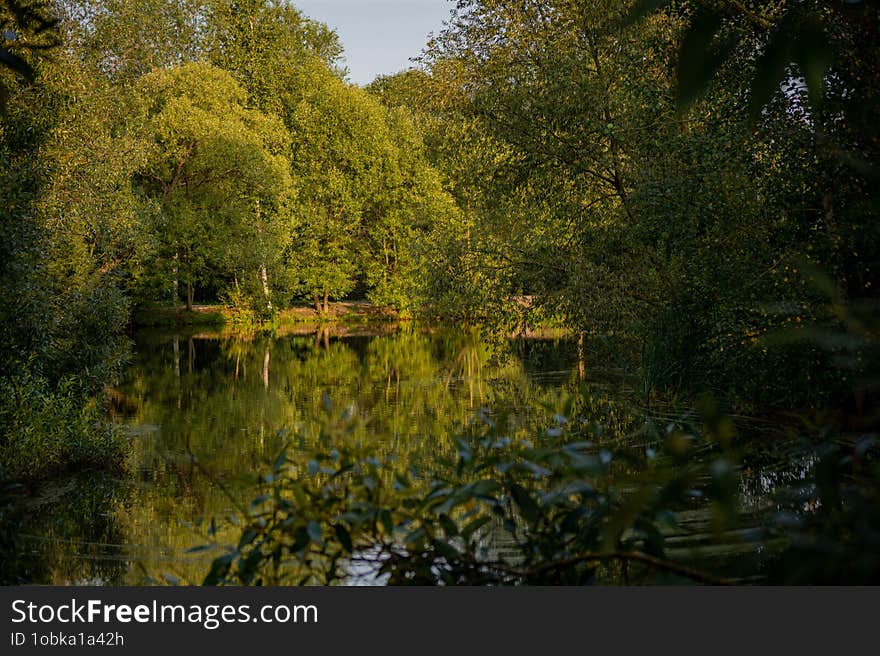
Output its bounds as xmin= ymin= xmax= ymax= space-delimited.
xmin=1 ymin=0 xmax=878 ymax=585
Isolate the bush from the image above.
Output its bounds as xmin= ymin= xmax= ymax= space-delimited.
xmin=193 ymin=390 xmax=880 ymax=586
xmin=194 ymin=399 xmax=743 ymax=586
xmin=0 ymin=372 xmax=127 ymax=482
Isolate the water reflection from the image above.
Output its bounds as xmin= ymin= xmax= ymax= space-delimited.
xmin=11 ymin=326 xmax=581 ymax=584
xmin=7 ymin=325 xmax=803 ymax=584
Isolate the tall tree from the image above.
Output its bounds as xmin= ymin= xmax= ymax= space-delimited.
xmin=133 ymin=62 xmax=292 ymax=312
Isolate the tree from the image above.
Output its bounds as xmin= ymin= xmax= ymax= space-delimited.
xmin=1 ymin=4 xmax=129 ymax=480
xmin=205 ymin=0 xmax=344 ymax=107
xmin=58 ymin=0 xmax=208 ymax=82
xmin=277 ymin=64 xmax=457 ymax=314
xmin=281 ymin=66 xmax=389 ymax=311
xmin=410 ymin=0 xmax=877 ymax=402
xmin=413 ymin=1 xmax=679 ymax=331
xmin=133 ymin=62 xmax=292 ymax=313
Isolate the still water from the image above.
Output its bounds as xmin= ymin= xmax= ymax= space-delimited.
xmin=10 ymin=325 xmax=593 ymax=584
xmin=9 ymin=324 xmax=797 ymax=584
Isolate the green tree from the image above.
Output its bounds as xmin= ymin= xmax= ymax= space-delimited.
xmin=133 ymin=62 xmax=293 ymax=313
xmin=1 ymin=4 xmax=129 ymax=480
xmin=58 ymin=0 xmax=208 ymax=81
xmin=205 ymin=0 xmax=344 ymax=106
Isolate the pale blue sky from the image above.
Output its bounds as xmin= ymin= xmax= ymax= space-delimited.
xmin=294 ymin=1 xmax=454 ymax=85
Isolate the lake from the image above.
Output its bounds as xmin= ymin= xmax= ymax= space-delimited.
xmin=7 ymin=324 xmax=795 ymax=584
xmin=9 ymin=325 xmax=593 ymax=583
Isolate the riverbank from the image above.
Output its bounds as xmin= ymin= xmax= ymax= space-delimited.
xmin=131 ymin=301 xmax=398 ymax=328
xmin=131 ymin=301 xmax=571 ymax=340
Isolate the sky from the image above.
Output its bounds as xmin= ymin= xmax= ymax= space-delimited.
xmin=294 ymin=1 xmax=454 ymax=86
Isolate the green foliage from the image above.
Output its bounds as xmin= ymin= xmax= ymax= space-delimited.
xmin=1 ymin=0 xmax=877 ymax=587
xmin=0 ymin=0 xmax=58 ymax=94
xmin=0 ymin=8 xmax=131 ymax=480
xmin=205 ymin=0 xmax=344 ymax=103
xmin=622 ymin=0 xmax=859 ymax=117
xmin=60 ymin=0 xmax=208 ymax=80
xmin=766 ymin=435 xmax=880 ymax=584
xmin=198 ymin=398 xmax=743 ymax=585
xmin=407 ymin=0 xmax=878 ymax=407
xmin=0 ymin=372 xmax=127 ymax=481
xmin=132 ymin=62 xmax=293 ymax=312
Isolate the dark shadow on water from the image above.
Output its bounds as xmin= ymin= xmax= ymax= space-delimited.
xmin=1 ymin=473 xmax=132 ymax=585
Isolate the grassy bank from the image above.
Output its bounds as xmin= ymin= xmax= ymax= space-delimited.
xmin=132 ymin=301 xmax=399 ymax=330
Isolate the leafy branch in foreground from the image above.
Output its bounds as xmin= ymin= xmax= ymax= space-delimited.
xmin=193 ymin=400 xmax=744 ymax=586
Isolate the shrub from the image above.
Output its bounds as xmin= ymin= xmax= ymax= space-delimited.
xmin=0 ymin=372 xmax=127 ymax=482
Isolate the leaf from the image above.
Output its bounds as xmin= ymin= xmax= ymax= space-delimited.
xmin=563 ymin=441 xmax=593 ymax=452
xmin=306 ymin=520 xmax=323 ymax=544
xmin=379 ymin=508 xmax=394 ymax=534
xmin=619 ymin=0 xmax=671 ymax=29
xmin=795 ymin=19 xmax=833 ymax=111
xmin=432 ymin=538 xmax=460 ymax=560
xmin=237 ymin=530 xmax=259 ymax=550
xmin=509 ymin=461 xmax=552 ymax=478
xmin=250 ymin=494 xmax=270 ymax=508
xmin=461 ymin=516 xmax=491 ymax=541
xmin=748 ymin=29 xmax=795 ymax=119
xmin=439 ymin=513 xmax=459 ymax=537
xmin=185 ymin=544 xmax=213 ymax=554
xmin=338 ymin=510 xmax=365 ymax=525
xmin=306 ymin=519 xmax=324 ymax=544
xmin=541 ymin=481 xmax=596 ymax=505
xmin=509 ymin=483 xmax=540 ymax=524
xmin=470 ymin=479 xmax=502 ymax=498
xmin=404 ymin=527 xmax=426 ymax=546
xmin=334 ymin=523 xmax=353 ymax=552
xmin=202 ymin=553 xmax=235 ymax=586
xmin=290 ymin=527 xmax=311 ymax=553
xmin=675 ymin=11 xmax=735 ymax=112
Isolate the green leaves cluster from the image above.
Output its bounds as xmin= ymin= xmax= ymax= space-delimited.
xmin=198 ymin=399 xmax=743 ymax=585
xmin=625 ymin=0 xmax=843 ymax=116
xmin=392 ymin=0 xmax=878 ymax=405
xmin=132 ymin=62 xmax=293 ymax=312
xmin=0 ymin=0 xmax=58 ymax=90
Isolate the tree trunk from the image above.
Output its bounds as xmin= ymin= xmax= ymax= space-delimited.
xmin=314 ymin=293 xmax=321 ymax=313
xmin=577 ymin=331 xmax=586 ymax=381
xmin=173 ymin=251 xmax=179 ymax=307
xmin=259 ymin=263 xmax=273 ymax=313
xmin=186 ymin=282 xmax=194 ymax=312
xmin=322 ymin=288 xmax=329 ymax=314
